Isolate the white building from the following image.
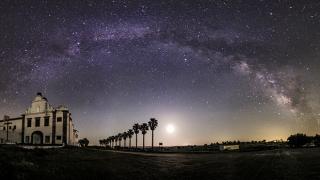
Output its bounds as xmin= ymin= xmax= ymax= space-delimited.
xmin=219 ymin=145 xmax=240 ymax=151
xmin=0 ymin=93 xmax=78 ymax=145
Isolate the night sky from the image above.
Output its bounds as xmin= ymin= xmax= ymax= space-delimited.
xmin=1 ymin=1 xmax=320 ymax=145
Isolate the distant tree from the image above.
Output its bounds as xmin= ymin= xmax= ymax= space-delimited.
xmin=148 ymin=118 xmax=158 ymax=150
xmin=139 ymin=123 xmax=149 ymax=150
xmin=106 ymin=137 xmax=111 ymax=147
xmin=287 ymin=133 xmax=312 ymax=147
xmin=99 ymin=139 xmax=103 ymax=146
xmin=314 ymin=134 xmax=320 ymax=146
xmin=127 ymin=129 xmax=134 ymax=148
xmin=79 ymin=138 xmax=89 ymax=147
xmin=110 ymin=136 xmax=115 ymax=148
xmin=118 ymin=133 xmax=122 ymax=147
xmin=133 ymin=123 xmax=140 ymax=149
xmin=122 ymin=132 xmax=128 ymax=147
xmin=115 ymin=135 xmax=119 ymax=146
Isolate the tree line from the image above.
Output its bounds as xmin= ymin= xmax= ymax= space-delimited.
xmin=99 ymin=118 xmax=158 ymax=150
xmin=287 ymin=133 xmax=320 ymax=147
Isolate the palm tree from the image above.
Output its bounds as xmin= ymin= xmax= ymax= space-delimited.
xmin=148 ymin=118 xmax=158 ymax=150
xmin=133 ymin=123 xmax=140 ymax=149
xmin=103 ymin=139 xmax=108 ymax=147
xmin=127 ymin=129 xmax=134 ymax=148
xmin=115 ymin=135 xmax=119 ymax=147
xmin=110 ymin=136 xmax=115 ymax=148
xmin=106 ymin=137 xmax=111 ymax=147
xmin=140 ymin=123 xmax=149 ymax=150
xmin=117 ymin=133 xmax=122 ymax=147
xmin=122 ymin=132 xmax=128 ymax=147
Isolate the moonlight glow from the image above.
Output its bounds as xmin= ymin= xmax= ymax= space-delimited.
xmin=166 ymin=124 xmax=175 ymax=134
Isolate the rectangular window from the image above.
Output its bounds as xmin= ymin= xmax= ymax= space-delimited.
xmin=27 ymin=118 xmax=32 ymax=127
xmin=45 ymin=136 xmax=50 ymax=143
xmin=35 ymin=117 xmax=40 ymax=127
xmin=56 ymin=136 xmax=62 ymax=140
xmin=57 ymin=117 xmax=62 ymax=122
xmin=25 ymin=136 xmax=30 ymax=143
xmin=9 ymin=126 xmax=11 ymax=129
xmin=44 ymin=117 xmax=50 ymax=126
xmin=3 ymin=127 xmax=5 ymax=130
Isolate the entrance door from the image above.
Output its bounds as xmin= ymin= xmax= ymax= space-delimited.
xmin=32 ymin=131 xmax=43 ymax=144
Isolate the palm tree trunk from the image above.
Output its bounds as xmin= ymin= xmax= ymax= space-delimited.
xmin=124 ymin=139 xmax=126 ymax=147
xmin=143 ymin=134 xmax=145 ymax=150
xmin=129 ymin=138 xmax=131 ymax=148
xmin=135 ymin=134 xmax=138 ymax=149
xmin=152 ymin=130 xmax=154 ymax=150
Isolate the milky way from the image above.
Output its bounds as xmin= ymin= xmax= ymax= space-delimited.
xmin=1 ymin=1 xmax=320 ymax=145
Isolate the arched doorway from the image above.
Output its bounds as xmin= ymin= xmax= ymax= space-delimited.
xmin=31 ymin=131 xmax=43 ymax=144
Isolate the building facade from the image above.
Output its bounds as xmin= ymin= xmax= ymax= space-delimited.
xmin=0 ymin=93 xmax=78 ymax=145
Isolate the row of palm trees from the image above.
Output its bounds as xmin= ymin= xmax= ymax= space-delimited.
xmin=100 ymin=118 xmax=158 ymax=150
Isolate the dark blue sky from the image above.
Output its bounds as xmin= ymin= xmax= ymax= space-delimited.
xmin=1 ymin=0 xmax=320 ymax=145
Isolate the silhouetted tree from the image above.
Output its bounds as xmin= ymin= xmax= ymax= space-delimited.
xmin=140 ymin=123 xmax=149 ymax=150
xmin=114 ymin=135 xmax=118 ymax=146
xmin=111 ymin=136 xmax=115 ymax=148
xmin=133 ymin=123 xmax=140 ymax=149
xmin=148 ymin=118 xmax=158 ymax=150
xmin=127 ymin=129 xmax=134 ymax=148
xmin=118 ymin=133 xmax=122 ymax=147
xmin=106 ymin=137 xmax=111 ymax=147
xmin=122 ymin=132 xmax=128 ymax=147
xmin=287 ymin=133 xmax=312 ymax=147
xmin=314 ymin=134 xmax=320 ymax=146
xmin=79 ymin=138 xmax=89 ymax=147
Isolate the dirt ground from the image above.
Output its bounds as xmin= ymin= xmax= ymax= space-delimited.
xmin=1 ymin=146 xmax=320 ymax=180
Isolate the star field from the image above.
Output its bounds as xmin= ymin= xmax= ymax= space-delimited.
xmin=0 ymin=1 xmax=320 ymax=145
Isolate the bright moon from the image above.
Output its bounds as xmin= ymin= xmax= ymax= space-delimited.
xmin=166 ymin=124 xmax=175 ymax=134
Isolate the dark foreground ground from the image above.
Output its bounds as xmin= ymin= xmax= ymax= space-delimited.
xmin=1 ymin=146 xmax=320 ymax=180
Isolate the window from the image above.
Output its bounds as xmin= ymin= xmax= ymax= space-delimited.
xmin=56 ymin=136 xmax=62 ymax=140
xmin=44 ymin=117 xmax=50 ymax=126
xmin=27 ymin=118 xmax=32 ymax=127
xmin=37 ymin=106 xmax=40 ymax=112
xmin=3 ymin=127 xmax=5 ymax=130
xmin=9 ymin=126 xmax=11 ymax=129
xmin=25 ymin=136 xmax=30 ymax=143
xmin=45 ymin=136 xmax=50 ymax=143
xmin=35 ymin=117 xmax=40 ymax=127
xmin=57 ymin=117 xmax=62 ymax=122
xmin=13 ymin=125 xmax=16 ymax=130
